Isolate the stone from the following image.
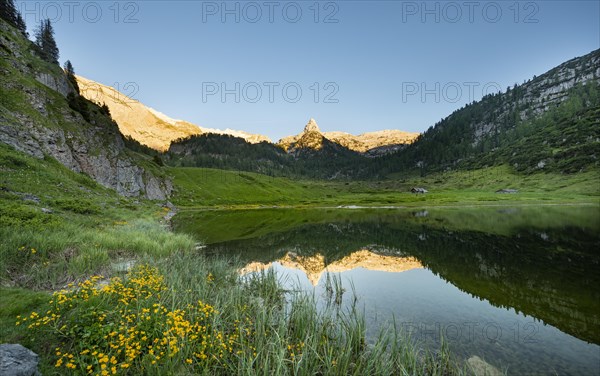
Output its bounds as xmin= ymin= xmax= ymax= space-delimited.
xmin=466 ymin=356 xmax=502 ymax=376
xmin=0 ymin=344 xmax=41 ymax=376
xmin=21 ymin=194 xmax=40 ymax=203
xmin=495 ymin=189 xmax=519 ymax=194
xmin=0 ymin=27 xmax=173 ymax=201
xmin=410 ymin=187 xmax=428 ymax=194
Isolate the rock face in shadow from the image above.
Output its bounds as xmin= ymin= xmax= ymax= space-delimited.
xmin=0 ymin=344 xmax=41 ymax=376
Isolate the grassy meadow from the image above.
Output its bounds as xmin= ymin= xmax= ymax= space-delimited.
xmin=170 ymin=165 xmax=599 ymax=209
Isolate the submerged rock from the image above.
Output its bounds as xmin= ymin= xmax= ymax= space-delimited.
xmin=467 ymin=355 xmax=502 ymax=376
xmin=0 ymin=344 xmax=41 ymax=376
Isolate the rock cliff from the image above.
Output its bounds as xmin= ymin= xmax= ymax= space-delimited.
xmin=0 ymin=20 xmax=171 ymax=199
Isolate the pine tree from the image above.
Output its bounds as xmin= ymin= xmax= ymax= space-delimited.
xmin=63 ymin=60 xmax=80 ymax=94
xmin=0 ymin=0 xmax=27 ymax=34
xmin=35 ymin=19 xmax=59 ymax=63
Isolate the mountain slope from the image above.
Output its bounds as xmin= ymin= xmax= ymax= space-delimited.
xmin=380 ymin=49 xmax=600 ymax=175
xmin=0 ymin=19 xmax=171 ymax=199
xmin=76 ymin=76 xmax=271 ymax=151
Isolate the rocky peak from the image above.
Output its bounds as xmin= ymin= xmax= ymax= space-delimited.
xmin=278 ymin=118 xmax=418 ymax=155
xmin=304 ymin=118 xmax=320 ymax=133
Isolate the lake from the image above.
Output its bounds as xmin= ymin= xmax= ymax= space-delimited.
xmin=173 ymin=205 xmax=600 ymax=375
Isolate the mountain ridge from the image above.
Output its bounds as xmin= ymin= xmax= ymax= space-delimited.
xmin=77 ymin=75 xmax=420 ymax=156
xmin=278 ymin=118 xmax=419 ymax=155
xmin=76 ymin=75 xmax=272 ymax=151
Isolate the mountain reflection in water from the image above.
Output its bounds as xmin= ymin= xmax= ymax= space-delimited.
xmin=240 ymin=250 xmax=423 ymax=286
xmin=174 ymin=206 xmax=600 ymax=375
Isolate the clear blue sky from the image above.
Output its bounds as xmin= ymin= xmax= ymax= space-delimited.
xmin=19 ymin=1 xmax=600 ymax=141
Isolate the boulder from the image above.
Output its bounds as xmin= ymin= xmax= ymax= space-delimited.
xmin=410 ymin=187 xmax=428 ymax=194
xmin=495 ymin=189 xmax=519 ymax=194
xmin=0 ymin=344 xmax=41 ymax=376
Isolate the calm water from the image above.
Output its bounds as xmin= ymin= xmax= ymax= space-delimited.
xmin=174 ymin=205 xmax=600 ymax=375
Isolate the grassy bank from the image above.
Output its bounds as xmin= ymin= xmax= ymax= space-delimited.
xmin=9 ymin=254 xmax=464 ymax=375
xmin=169 ymin=166 xmax=599 ymax=209
xmin=0 ymin=144 xmax=468 ymax=374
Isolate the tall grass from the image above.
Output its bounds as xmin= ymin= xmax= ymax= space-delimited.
xmin=0 ymin=219 xmax=195 ymax=289
xmin=16 ymin=252 xmax=467 ymax=375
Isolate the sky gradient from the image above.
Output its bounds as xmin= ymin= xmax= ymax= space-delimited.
xmin=18 ymin=1 xmax=600 ymax=141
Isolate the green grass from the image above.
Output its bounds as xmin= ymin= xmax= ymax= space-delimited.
xmin=9 ymin=254 xmax=465 ymax=375
xmin=169 ymin=165 xmax=599 ymax=209
xmin=0 ymin=143 xmax=194 ymax=290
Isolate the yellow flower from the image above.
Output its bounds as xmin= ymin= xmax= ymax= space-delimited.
xmin=186 ymin=358 xmax=193 ymax=364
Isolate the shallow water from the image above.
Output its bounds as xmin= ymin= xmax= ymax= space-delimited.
xmin=174 ymin=205 xmax=600 ymax=375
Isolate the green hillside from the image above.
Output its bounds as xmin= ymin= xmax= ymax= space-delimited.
xmin=376 ymin=51 xmax=600 ymax=176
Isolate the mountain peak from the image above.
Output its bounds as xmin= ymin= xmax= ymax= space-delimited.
xmin=304 ymin=118 xmax=320 ymax=133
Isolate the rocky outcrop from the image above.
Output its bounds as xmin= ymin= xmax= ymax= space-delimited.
xmin=471 ymin=49 xmax=600 ymax=144
xmin=325 ymin=130 xmax=419 ymax=153
xmin=0 ymin=344 xmax=41 ymax=376
xmin=35 ymin=72 xmax=74 ymax=98
xmin=278 ymin=118 xmax=418 ymax=155
xmin=0 ymin=19 xmax=171 ymax=200
xmin=77 ymin=75 xmax=271 ymax=151
xmin=282 ymin=118 xmax=327 ymax=152
xmin=0 ymin=102 xmax=171 ymax=199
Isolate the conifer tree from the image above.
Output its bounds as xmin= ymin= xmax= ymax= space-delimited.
xmin=0 ymin=0 xmax=27 ymax=34
xmin=35 ymin=19 xmax=59 ymax=63
xmin=63 ymin=60 xmax=80 ymax=94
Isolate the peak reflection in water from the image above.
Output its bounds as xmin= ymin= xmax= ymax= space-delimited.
xmin=174 ymin=206 xmax=600 ymax=374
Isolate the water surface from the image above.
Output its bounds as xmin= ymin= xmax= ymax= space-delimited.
xmin=174 ymin=205 xmax=600 ymax=375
